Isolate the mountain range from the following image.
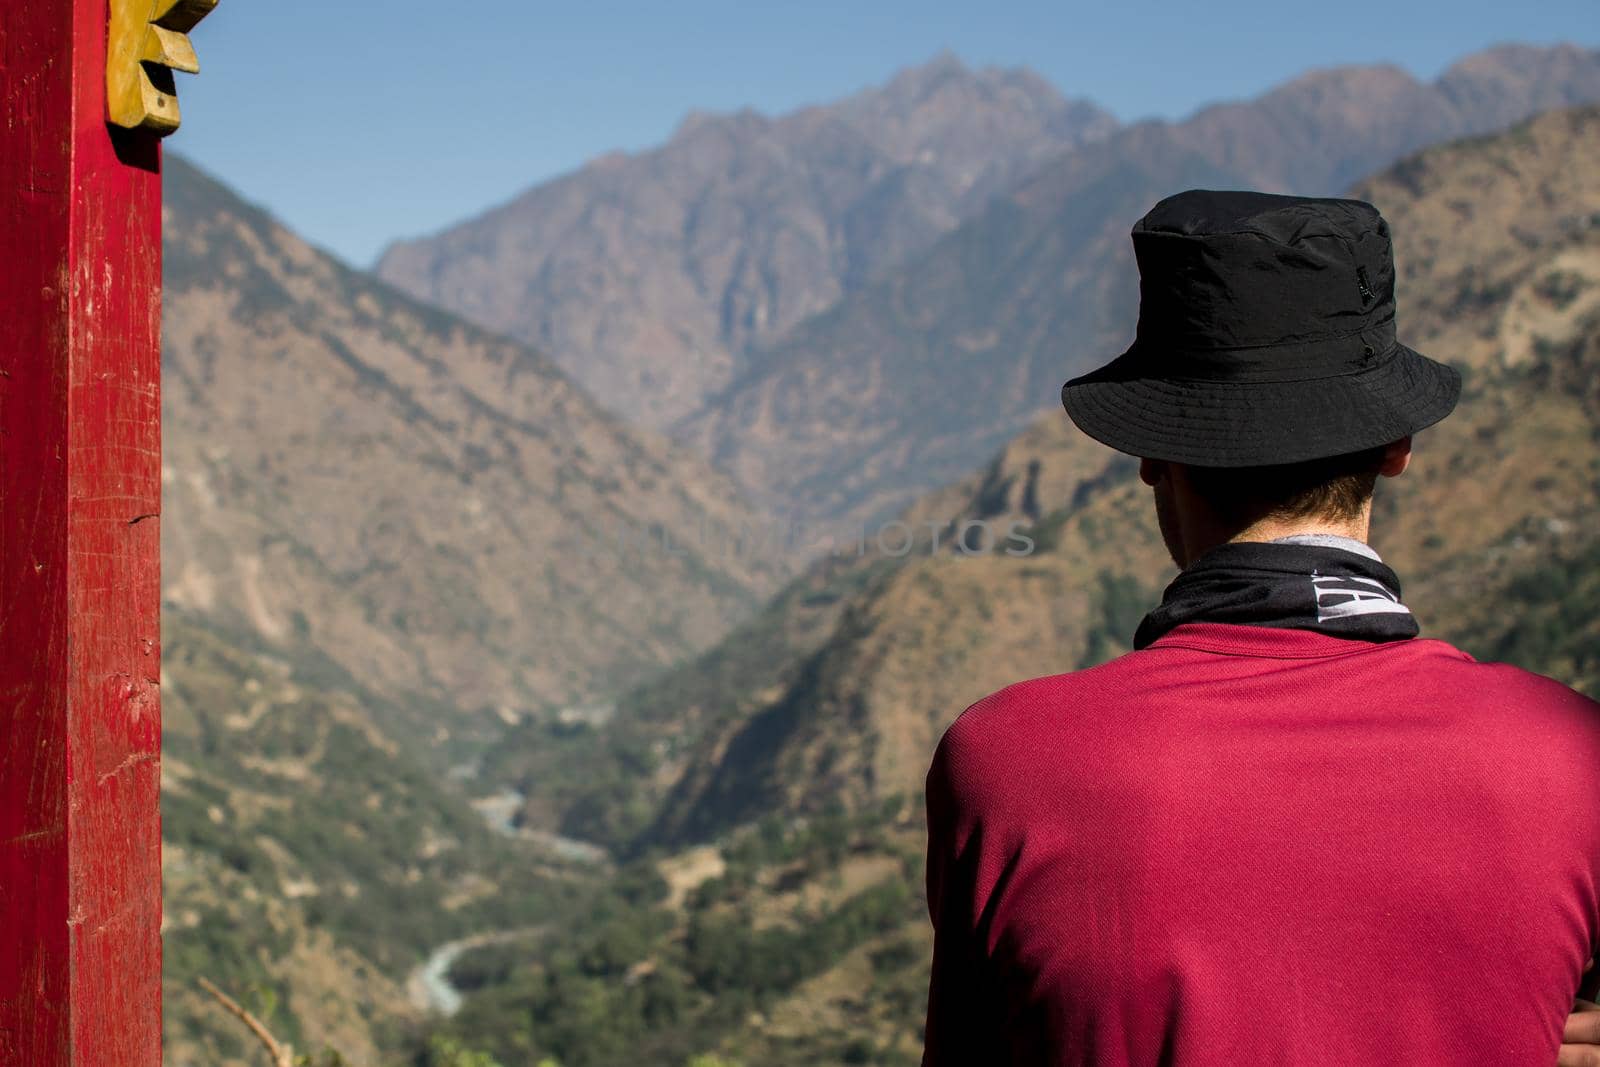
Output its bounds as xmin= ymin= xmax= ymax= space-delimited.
xmin=680 ymin=43 xmax=1600 ymax=525
xmin=376 ymin=53 xmax=1117 ymax=429
xmin=378 ymin=45 xmax=1600 ymax=528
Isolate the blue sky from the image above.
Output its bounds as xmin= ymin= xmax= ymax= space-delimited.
xmin=172 ymin=0 xmax=1599 ymax=267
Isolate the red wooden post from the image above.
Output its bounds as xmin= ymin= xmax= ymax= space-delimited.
xmin=1 ymin=1 xmax=166 ymax=1063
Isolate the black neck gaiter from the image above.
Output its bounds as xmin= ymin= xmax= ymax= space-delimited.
xmin=1133 ymin=540 xmax=1419 ymax=651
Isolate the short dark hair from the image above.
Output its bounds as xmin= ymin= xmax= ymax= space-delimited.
xmin=1182 ymin=445 xmax=1389 ymax=528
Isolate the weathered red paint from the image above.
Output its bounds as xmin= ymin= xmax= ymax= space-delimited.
xmin=1 ymin=0 xmax=164 ymax=1063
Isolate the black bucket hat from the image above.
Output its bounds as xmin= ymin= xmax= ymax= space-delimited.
xmin=1060 ymin=189 xmax=1460 ymax=467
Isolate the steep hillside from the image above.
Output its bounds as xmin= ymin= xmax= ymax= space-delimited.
xmin=159 ymin=610 xmax=593 ymax=1066
xmin=684 ymin=43 xmax=1600 ymax=525
xmin=162 ymin=158 xmax=784 ymax=738
xmin=432 ymin=106 xmax=1600 ymax=1067
xmin=159 ymin=157 xmax=805 ymax=1063
xmin=375 ymin=54 xmax=1117 ymax=427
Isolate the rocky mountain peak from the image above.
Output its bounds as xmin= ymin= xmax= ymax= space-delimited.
xmin=376 ymin=56 xmax=1119 ymax=429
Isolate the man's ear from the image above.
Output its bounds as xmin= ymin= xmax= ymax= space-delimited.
xmin=1379 ymin=436 xmax=1413 ymax=479
xmin=1139 ymin=457 xmax=1167 ymax=487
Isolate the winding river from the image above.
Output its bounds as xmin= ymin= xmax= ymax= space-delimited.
xmin=407 ymin=787 xmax=609 ymax=1016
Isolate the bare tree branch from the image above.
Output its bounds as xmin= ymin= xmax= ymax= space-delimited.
xmin=197 ymin=976 xmax=296 ymax=1067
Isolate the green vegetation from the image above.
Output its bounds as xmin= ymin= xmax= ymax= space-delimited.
xmin=1468 ymin=536 xmax=1600 ymax=694
xmin=419 ymin=1036 xmax=511 ymax=1067
xmin=1084 ymin=570 xmax=1159 ymax=665
xmin=420 ymin=808 xmax=924 ymax=1067
xmin=160 ymin=610 xmax=592 ymax=1062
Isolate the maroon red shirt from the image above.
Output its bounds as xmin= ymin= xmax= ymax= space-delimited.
xmin=923 ymin=623 xmax=1600 ymax=1065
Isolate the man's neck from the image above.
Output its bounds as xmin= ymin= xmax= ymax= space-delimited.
xmin=1230 ymin=513 xmax=1371 ymax=547
xmin=1176 ymin=514 xmax=1374 ymax=568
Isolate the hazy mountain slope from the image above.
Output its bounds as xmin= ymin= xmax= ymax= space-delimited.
xmin=1169 ymin=42 xmax=1600 ymax=195
xmin=684 ymin=43 xmax=1600 ymax=526
xmin=162 ymin=158 xmax=784 ymax=734
xmin=527 ymin=104 xmax=1600 ymax=852
xmin=375 ymin=54 xmax=1117 ymax=427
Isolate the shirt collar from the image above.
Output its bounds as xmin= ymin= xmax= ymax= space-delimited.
xmin=1266 ymin=532 xmax=1381 ymax=562
xmin=1144 ymin=620 xmax=1415 ymax=659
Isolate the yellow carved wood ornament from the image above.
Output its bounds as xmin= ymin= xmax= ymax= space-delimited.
xmin=107 ymin=0 xmax=218 ymax=135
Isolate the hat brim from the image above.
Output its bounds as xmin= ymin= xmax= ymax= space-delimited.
xmin=1060 ymin=342 xmax=1461 ymax=467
